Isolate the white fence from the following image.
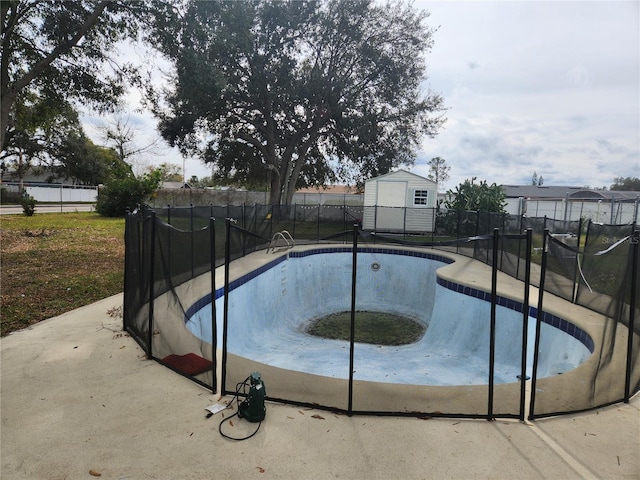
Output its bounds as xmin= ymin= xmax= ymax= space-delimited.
xmin=506 ymin=197 xmax=639 ymax=225
xmin=2 ymin=183 xmax=98 ymax=203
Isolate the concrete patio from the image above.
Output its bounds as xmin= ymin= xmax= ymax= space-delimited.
xmin=1 ymin=293 xmax=638 ymax=479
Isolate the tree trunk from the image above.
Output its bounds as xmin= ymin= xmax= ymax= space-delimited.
xmin=284 ymin=155 xmax=309 ymax=206
xmin=269 ymin=170 xmax=281 ymax=206
xmin=0 ymin=92 xmax=14 ymax=152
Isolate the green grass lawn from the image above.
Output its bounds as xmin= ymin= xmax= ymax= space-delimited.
xmin=0 ymin=212 xmax=125 ymax=336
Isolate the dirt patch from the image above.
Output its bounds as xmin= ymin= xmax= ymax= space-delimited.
xmin=306 ymin=310 xmax=426 ymax=346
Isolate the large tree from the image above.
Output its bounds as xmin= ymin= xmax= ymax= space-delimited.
xmin=55 ymin=133 xmax=132 ymax=185
xmin=0 ymin=0 xmax=174 ymax=154
xmin=150 ymin=0 xmax=446 ymax=205
xmin=0 ymin=91 xmax=85 ymax=188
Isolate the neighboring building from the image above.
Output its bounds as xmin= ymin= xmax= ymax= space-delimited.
xmin=161 ymin=181 xmax=191 ymax=189
xmin=362 ymin=170 xmax=437 ymax=232
xmin=1 ymin=165 xmax=63 ymax=185
xmin=502 ymin=185 xmax=639 ymax=224
xmin=1 ymin=166 xmax=98 ymax=202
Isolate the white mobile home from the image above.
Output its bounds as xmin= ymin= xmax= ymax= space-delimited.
xmin=363 ymin=170 xmax=437 ymax=232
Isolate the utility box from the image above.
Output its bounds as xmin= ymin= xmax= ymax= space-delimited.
xmin=362 ymin=170 xmax=437 ymax=233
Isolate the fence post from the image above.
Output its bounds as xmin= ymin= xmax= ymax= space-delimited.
xmin=293 ymin=204 xmax=297 ymax=239
xmin=519 ymin=228 xmax=533 ymax=421
xmin=529 ymin=228 xmax=550 ymax=420
xmin=571 ymin=218 xmax=584 ymax=304
xmin=403 ymin=206 xmax=407 ymax=238
xmin=488 ymin=228 xmax=499 ymax=421
xmin=624 ymin=229 xmax=639 ymax=403
xmin=147 ymin=212 xmax=156 ymax=360
xmin=348 ymin=223 xmax=359 ymax=416
xmin=609 ymin=196 xmax=614 ymax=224
xmin=317 ymin=204 xmax=320 ymax=243
xmin=374 ymin=205 xmax=378 ymax=232
xmin=209 ymin=216 xmax=217 ymax=394
xmin=456 ymin=210 xmax=461 ymax=254
xmin=221 ymin=218 xmax=232 ymax=395
xmin=123 ymin=210 xmax=131 ymax=332
xmin=190 ymin=204 xmax=194 ymax=278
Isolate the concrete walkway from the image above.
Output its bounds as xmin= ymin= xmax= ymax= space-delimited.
xmin=1 ymin=294 xmax=639 ymax=480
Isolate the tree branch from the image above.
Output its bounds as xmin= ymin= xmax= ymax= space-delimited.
xmin=10 ymin=1 xmax=111 ymax=95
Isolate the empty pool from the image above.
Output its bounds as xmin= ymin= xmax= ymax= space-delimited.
xmin=185 ymin=248 xmax=593 ymax=386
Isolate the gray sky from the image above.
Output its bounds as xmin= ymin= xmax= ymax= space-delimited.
xmin=83 ymin=0 xmax=639 ymax=191
xmin=412 ymin=0 xmax=639 ymax=191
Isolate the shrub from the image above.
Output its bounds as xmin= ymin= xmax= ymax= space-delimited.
xmin=444 ymin=177 xmax=506 ymax=213
xmin=21 ymin=195 xmax=36 ymax=216
xmin=95 ymin=170 xmax=162 ymax=217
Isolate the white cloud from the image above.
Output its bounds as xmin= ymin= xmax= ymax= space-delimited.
xmin=416 ymin=0 xmax=639 ymax=191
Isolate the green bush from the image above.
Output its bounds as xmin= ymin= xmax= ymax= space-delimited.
xmin=95 ymin=170 xmax=162 ymax=217
xmin=444 ymin=177 xmax=506 ymax=213
xmin=21 ymin=195 xmax=36 ymax=216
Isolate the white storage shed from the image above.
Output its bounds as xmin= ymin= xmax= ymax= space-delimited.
xmin=362 ymin=170 xmax=438 ymax=232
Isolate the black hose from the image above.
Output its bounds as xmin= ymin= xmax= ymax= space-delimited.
xmin=217 ymin=376 xmax=263 ymax=441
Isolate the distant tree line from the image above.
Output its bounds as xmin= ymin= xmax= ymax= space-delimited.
xmin=611 ymin=177 xmax=640 ymax=191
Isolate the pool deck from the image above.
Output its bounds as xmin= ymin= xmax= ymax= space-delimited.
xmin=2 ymin=248 xmax=639 ymax=479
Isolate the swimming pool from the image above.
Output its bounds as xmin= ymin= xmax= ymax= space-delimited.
xmin=185 ymin=248 xmax=593 ymax=386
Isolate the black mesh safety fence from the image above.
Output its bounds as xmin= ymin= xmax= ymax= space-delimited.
xmin=217 ymin=204 xmax=362 ymax=244
xmin=530 ymin=223 xmax=639 ymax=418
xmin=219 ymin=224 xmax=536 ymax=419
xmin=124 ymin=206 xmax=218 ymax=391
xmin=221 ymin=221 xmax=351 ymax=411
xmin=576 ymin=222 xmax=635 ymax=318
xmin=347 ymin=229 xmax=532 ymax=418
xmin=124 ymin=204 xmax=639 ymax=419
xmin=542 ymin=218 xmax=583 ymax=301
xmin=123 ymin=208 xmax=151 ymax=353
xmin=151 ymin=218 xmax=216 ymax=390
xmin=629 ymin=232 xmax=640 ymax=403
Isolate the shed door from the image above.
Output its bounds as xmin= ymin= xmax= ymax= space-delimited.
xmin=376 ymin=181 xmax=407 ymax=230
xmin=377 ymin=181 xmax=407 ymax=206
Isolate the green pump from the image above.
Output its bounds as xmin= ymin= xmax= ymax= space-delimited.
xmin=238 ymin=372 xmax=266 ymax=423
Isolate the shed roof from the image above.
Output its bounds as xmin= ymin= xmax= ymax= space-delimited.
xmin=502 ymin=185 xmax=583 ymax=198
xmin=365 ymin=169 xmax=436 ymax=185
xmin=501 ymin=185 xmax=639 ymax=201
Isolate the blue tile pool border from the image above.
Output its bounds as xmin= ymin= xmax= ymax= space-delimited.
xmin=436 ymin=277 xmax=594 ymax=353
